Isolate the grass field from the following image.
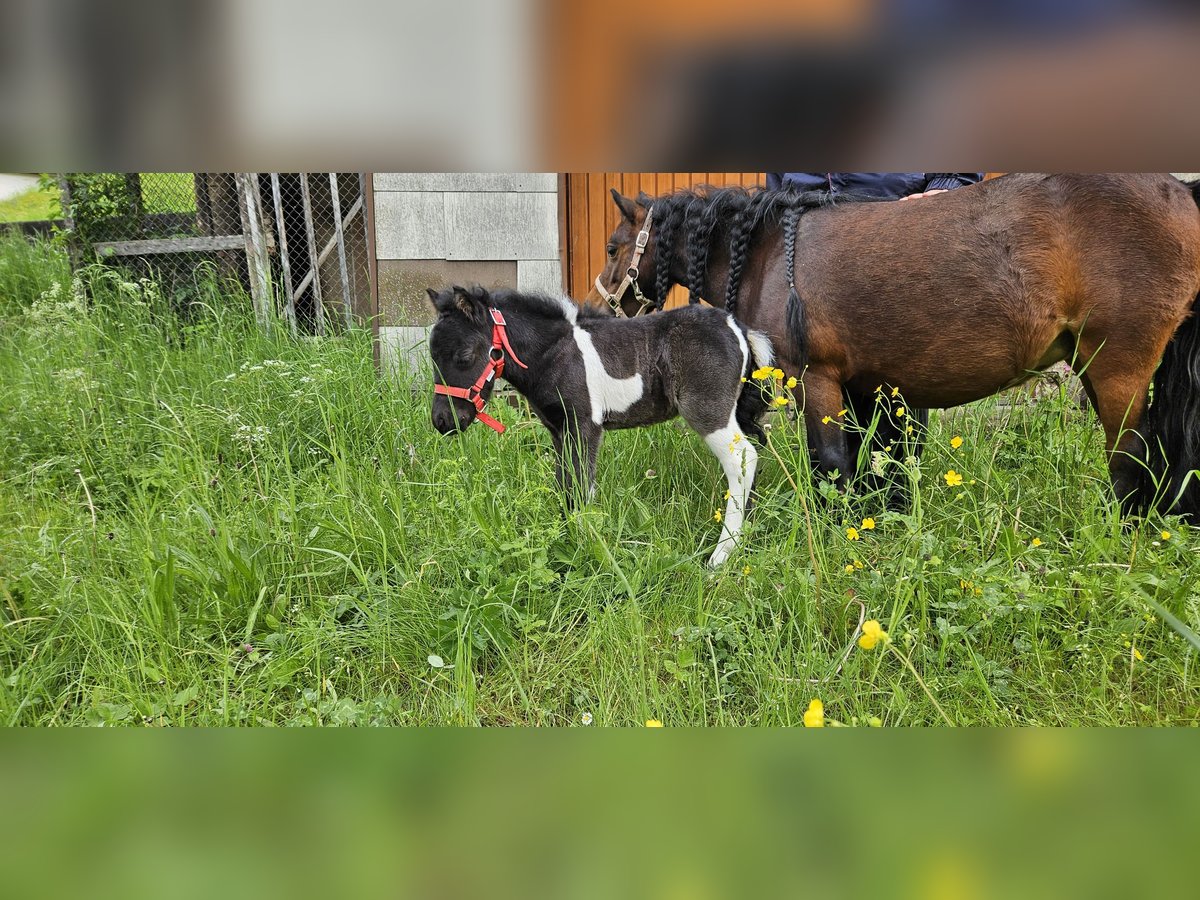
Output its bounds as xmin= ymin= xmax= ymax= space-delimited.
xmin=0 ymin=174 xmax=196 ymax=224
xmin=0 ymin=181 xmax=56 ymax=223
xmin=1 ymin=233 xmax=1198 ymax=726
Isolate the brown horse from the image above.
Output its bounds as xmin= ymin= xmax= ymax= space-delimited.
xmin=589 ymin=174 xmax=1200 ymax=518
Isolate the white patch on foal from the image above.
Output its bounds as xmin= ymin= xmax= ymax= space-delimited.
xmin=703 ymin=412 xmax=758 ymax=568
xmin=724 ymin=314 xmax=750 ymax=372
xmin=553 ymin=295 xmax=644 ymax=425
xmin=572 ymin=323 xmax=644 ymax=426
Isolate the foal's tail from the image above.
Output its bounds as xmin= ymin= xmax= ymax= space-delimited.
xmin=1139 ymin=179 xmax=1200 ymax=518
xmin=735 ymin=326 xmax=774 ymax=441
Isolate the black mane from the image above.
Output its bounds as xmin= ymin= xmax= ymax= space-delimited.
xmin=465 ymin=286 xmax=608 ymax=321
xmin=636 ymin=184 xmax=871 ymax=315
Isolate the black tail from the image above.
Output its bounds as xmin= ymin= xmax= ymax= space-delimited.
xmin=1139 ymin=180 xmax=1200 ymax=517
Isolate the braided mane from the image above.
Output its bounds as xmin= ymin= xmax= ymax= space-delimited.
xmin=640 ymin=185 xmax=843 ymax=315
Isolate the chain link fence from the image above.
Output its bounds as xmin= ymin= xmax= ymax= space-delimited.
xmin=58 ymin=173 xmax=371 ymax=333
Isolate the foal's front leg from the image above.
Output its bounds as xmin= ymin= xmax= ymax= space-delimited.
xmin=552 ymin=420 xmax=603 ymax=509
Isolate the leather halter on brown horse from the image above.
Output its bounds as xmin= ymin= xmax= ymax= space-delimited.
xmin=592 ymin=206 xmax=655 ymax=317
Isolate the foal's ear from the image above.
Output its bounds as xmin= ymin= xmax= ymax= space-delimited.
xmin=611 ymin=188 xmax=638 ymax=223
xmin=450 ymin=285 xmax=482 ymax=321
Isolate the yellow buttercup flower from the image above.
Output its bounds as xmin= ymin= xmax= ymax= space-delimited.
xmin=906 ymin=425 xmax=914 ymax=434
xmin=743 ymin=565 xmax=751 ymax=576
xmin=1031 ymin=537 xmax=1043 ymax=547
xmin=891 ymin=386 xmax=900 ymax=397
xmin=837 ymin=408 xmax=848 ymax=417
xmin=1161 ymin=530 xmax=1172 ymax=541
xmin=1133 ymin=648 xmax=1145 ymax=662
xmin=950 ymin=435 xmax=964 ymax=449
xmin=803 ymin=699 xmax=825 ymax=728
xmin=752 ymin=366 xmax=772 ymax=380
xmin=773 ymin=396 xmax=790 ymax=407
xmin=896 ymin=406 xmax=906 ymax=418
xmin=724 ymin=490 xmax=731 ymax=500
xmin=944 ymin=470 xmax=964 ymax=487
xmin=845 ymin=564 xmax=855 ymax=574
xmin=858 ymin=619 xmax=889 ymax=650
xmin=861 ymin=517 xmax=876 ymax=530
xmin=821 ymin=415 xmax=833 ymax=425
xmin=645 ymin=719 xmax=663 ymax=727
xmin=713 ymin=510 xmax=722 ymax=523
xmin=846 ymin=527 xmax=860 ymax=541
xmin=786 ymin=376 xmax=798 ymax=389
xmin=772 ymin=368 xmax=785 ymax=381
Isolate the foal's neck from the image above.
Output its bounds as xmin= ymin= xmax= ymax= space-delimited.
xmin=490 ymin=304 xmax=574 ymax=397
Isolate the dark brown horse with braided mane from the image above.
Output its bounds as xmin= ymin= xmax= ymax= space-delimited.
xmin=589 ymin=174 xmax=1200 ymax=518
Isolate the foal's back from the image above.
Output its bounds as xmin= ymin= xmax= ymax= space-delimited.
xmin=579 ymin=304 xmax=755 ymax=432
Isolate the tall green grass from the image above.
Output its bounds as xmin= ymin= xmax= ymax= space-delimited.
xmin=1 ymin=234 xmax=1197 ymax=725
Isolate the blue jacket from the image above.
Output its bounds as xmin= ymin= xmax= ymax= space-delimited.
xmin=765 ymin=173 xmax=983 ymax=199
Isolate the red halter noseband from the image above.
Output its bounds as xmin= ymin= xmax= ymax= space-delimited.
xmin=433 ymin=308 xmax=527 ymax=433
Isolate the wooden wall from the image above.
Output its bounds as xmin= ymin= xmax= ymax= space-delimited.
xmin=562 ymin=173 xmax=764 ymax=304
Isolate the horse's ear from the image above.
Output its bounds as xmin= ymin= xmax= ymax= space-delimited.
xmin=611 ymin=188 xmax=638 ymax=222
xmin=636 ymin=190 xmax=653 ymax=207
xmin=451 ymin=285 xmax=481 ymax=321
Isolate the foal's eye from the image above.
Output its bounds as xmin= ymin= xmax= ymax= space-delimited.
xmin=606 ymin=244 xmax=617 ymax=259
xmin=454 ymin=349 xmax=475 ymax=367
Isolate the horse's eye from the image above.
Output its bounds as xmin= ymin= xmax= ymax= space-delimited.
xmin=606 ymin=244 xmax=617 ymax=258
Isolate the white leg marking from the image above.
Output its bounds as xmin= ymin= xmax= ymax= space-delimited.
xmin=703 ymin=412 xmax=758 ymax=567
xmin=573 ymin=325 xmax=644 ymax=425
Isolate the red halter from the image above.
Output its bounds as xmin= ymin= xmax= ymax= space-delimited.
xmin=432 ymin=308 xmax=527 ymax=433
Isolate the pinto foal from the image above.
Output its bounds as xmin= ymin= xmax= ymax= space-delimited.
xmin=427 ymin=285 xmax=773 ymax=567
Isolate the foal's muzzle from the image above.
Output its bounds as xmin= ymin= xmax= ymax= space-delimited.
xmin=432 ymin=395 xmax=474 ymax=435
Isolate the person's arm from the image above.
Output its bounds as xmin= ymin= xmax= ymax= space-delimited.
xmin=923 ymin=173 xmax=984 ymax=191
xmin=766 ymin=173 xmax=783 ymax=191
xmin=900 ymin=173 xmax=984 ymax=200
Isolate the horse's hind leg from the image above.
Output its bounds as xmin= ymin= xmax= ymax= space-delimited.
xmin=694 ymin=410 xmax=758 ymax=568
xmin=1077 ymin=357 xmax=1155 ymax=515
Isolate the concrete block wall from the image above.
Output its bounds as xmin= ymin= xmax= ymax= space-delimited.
xmin=373 ymin=173 xmax=563 ymax=377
